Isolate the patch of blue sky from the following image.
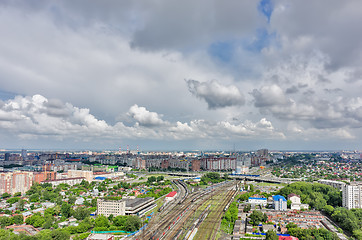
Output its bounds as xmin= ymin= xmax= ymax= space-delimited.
xmin=245 ymin=28 xmax=276 ymax=53
xmin=0 ymin=90 xmax=17 ymax=101
xmin=208 ymin=28 xmax=275 ymax=63
xmin=258 ymin=0 xmax=273 ymax=23
xmin=208 ymin=41 xmax=235 ymax=63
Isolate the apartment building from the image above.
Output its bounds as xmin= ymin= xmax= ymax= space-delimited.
xmin=318 ymin=179 xmax=346 ymax=191
xmin=0 ymin=171 xmax=34 ymax=194
xmin=342 ymin=182 xmax=362 ymax=209
xmin=68 ymin=170 xmax=93 ymax=182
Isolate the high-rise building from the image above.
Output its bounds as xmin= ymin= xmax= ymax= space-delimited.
xmin=342 ymin=183 xmax=362 ymax=209
xmin=0 ymin=171 xmax=33 ymax=194
xmin=21 ymin=149 xmax=27 ymax=160
xmin=191 ymin=159 xmax=200 ymax=171
xmin=4 ymin=153 xmax=10 ymax=162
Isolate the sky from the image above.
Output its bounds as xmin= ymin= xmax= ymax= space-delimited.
xmin=0 ymin=0 xmax=362 ymax=151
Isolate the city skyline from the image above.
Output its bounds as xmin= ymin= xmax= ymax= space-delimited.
xmin=1 ymin=1 xmax=362 ymax=150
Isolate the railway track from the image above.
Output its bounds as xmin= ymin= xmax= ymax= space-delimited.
xmin=161 ymin=182 xmax=236 ymax=240
xmin=137 ymin=181 xmax=236 ymax=240
xmin=195 ymin=188 xmax=236 ymax=240
xmin=139 ymin=180 xmax=193 ymax=239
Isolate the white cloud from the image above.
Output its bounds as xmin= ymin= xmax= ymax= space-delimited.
xmin=0 ymin=95 xmax=285 ymax=143
xmin=1 ymin=1 xmax=362 ymax=149
xmin=127 ymin=104 xmax=166 ymax=127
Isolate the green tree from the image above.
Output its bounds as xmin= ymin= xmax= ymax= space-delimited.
xmin=124 ymin=216 xmax=141 ymax=232
xmin=0 ymin=216 xmax=13 ymax=227
xmin=61 ymin=203 xmax=72 ymax=218
xmin=17 ymin=199 xmax=25 ymax=211
xmin=249 ymin=210 xmax=267 ymax=226
xmin=94 ymin=215 xmax=110 ymax=228
xmin=12 ymin=215 xmax=23 ymax=225
xmin=156 ymin=175 xmax=164 ymax=182
xmin=243 ymin=204 xmax=251 ymax=212
xmin=13 ymin=192 xmax=21 ymax=197
xmin=29 ymin=193 xmax=40 ymax=202
xmin=265 ymin=230 xmax=278 ymax=240
xmin=323 ymin=205 xmax=335 ymax=215
xmin=68 ymin=196 xmax=76 ymax=205
xmin=25 ymin=214 xmax=45 ymax=228
xmin=113 ymin=215 xmax=127 ymax=227
xmin=1 ymin=193 xmax=11 ymax=199
xmin=73 ymin=207 xmax=90 ymax=221
xmin=6 ymin=197 xmax=20 ymax=205
xmin=147 ymin=176 xmax=156 ymax=183
xmin=50 ymin=229 xmax=70 ymax=240
xmin=286 ymin=222 xmax=298 ymax=230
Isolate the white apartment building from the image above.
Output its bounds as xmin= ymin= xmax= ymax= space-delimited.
xmin=318 ymin=179 xmax=346 ymax=191
xmin=97 ymin=199 xmax=125 ymax=217
xmin=342 ymin=183 xmax=362 ymax=209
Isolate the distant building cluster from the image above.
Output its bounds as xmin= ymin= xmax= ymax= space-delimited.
xmin=247 ymin=193 xmax=309 ymax=211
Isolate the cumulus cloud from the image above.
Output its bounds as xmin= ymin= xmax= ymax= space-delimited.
xmin=186 ymin=79 xmax=245 ymax=109
xmin=127 ymin=104 xmax=166 ymax=127
xmin=0 ymin=95 xmax=285 ymax=143
xmin=1 ymin=1 xmax=362 ymax=149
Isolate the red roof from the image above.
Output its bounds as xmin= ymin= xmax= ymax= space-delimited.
xmin=166 ymin=191 xmax=177 ymax=197
xmin=279 ymin=236 xmax=299 ymax=240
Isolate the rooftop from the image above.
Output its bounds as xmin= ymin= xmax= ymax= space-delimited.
xmin=166 ymin=191 xmax=177 ymax=198
xmin=126 ymin=197 xmax=154 ymax=208
xmin=273 ymin=195 xmax=287 ymax=201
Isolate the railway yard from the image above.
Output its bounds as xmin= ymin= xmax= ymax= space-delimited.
xmin=134 ymin=180 xmax=238 ymax=240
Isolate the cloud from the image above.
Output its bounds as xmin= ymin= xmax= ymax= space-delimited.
xmin=270 ymin=0 xmax=362 ymax=70
xmin=186 ymin=79 xmax=245 ymax=109
xmin=0 ymin=94 xmax=285 ymax=143
xmin=127 ymin=104 xmax=166 ymax=127
xmin=251 ymin=84 xmax=288 ymax=107
xmin=1 ymin=1 xmax=362 ymax=150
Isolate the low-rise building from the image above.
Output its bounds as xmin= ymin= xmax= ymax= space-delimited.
xmin=87 ymin=234 xmax=114 ymax=240
xmin=288 ymin=193 xmax=301 ymax=210
xmin=248 ymin=197 xmax=267 ymax=206
xmin=165 ymin=191 xmax=177 ymax=201
xmin=41 ymin=177 xmax=85 ymax=187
